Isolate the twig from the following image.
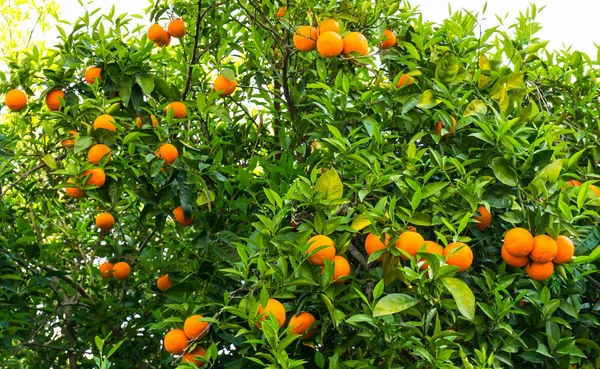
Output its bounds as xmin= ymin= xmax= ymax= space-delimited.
xmin=138 ymin=229 xmax=157 ymax=254
xmin=24 ymin=341 xmax=87 ymax=354
xmin=347 ymin=242 xmax=369 ymax=271
xmin=1 ymin=153 xmax=67 ymax=197
xmin=182 ymin=0 xmax=204 ymax=100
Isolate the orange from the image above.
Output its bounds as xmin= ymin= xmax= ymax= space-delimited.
xmin=503 ymin=227 xmax=534 ymax=257
xmin=93 ymin=114 xmax=116 ymax=132
xmin=394 ymin=231 xmax=425 ymax=260
xmin=99 ymin=262 xmax=114 ymax=279
xmin=396 ymin=74 xmax=414 ymax=88
xmin=61 ymin=130 xmax=77 ymax=148
xmin=288 ymin=312 xmax=317 ymax=339
xmin=5 ymin=89 xmax=27 ymax=111
xmin=554 ymin=235 xmax=574 ymax=264
xmin=443 ymin=242 xmax=473 ymax=273
xmin=419 ymin=241 xmax=443 ymax=270
xmin=45 ymin=90 xmax=65 ymax=111
xmin=306 ymin=235 xmax=336 ymax=265
xmin=65 ymin=178 xmax=85 ymax=198
xmin=147 ymin=24 xmax=165 ymax=41
xmin=83 ymin=168 xmax=106 ymax=187
xmin=436 ymin=116 xmax=457 ymax=135
xmin=328 ymin=255 xmax=351 ymax=284
xmin=567 ymin=179 xmax=582 ymax=187
xmin=173 ymin=205 xmax=194 ymax=227
xmin=316 ymin=31 xmax=343 ymax=58
xmin=167 ymin=19 xmax=187 ymax=38
xmin=318 ymin=19 xmax=340 ymax=35
xmin=526 ymin=261 xmax=554 ymax=281
xmin=164 ymin=328 xmax=189 ymax=355
xmin=473 ymin=205 xmax=492 ymax=231
xmin=166 ymin=101 xmax=187 ymax=118
xmin=364 ymin=232 xmax=390 ymax=261
xmin=136 ymin=115 xmax=158 ymax=128
xmin=380 ymin=29 xmax=396 ymax=49
xmin=183 ymin=346 xmax=206 ymax=366
xmin=590 ymin=185 xmax=600 ymax=197
xmin=293 ymin=26 xmax=318 ymax=52
xmin=157 ymin=274 xmax=172 ymax=291
xmin=156 ymin=143 xmax=179 ymax=164
xmin=112 ymin=262 xmax=131 ymax=280
xmin=87 ymin=144 xmax=111 ymax=165
xmin=214 ymin=74 xmax=237 ymax=97
xmin=276 ymin=6 xmax=287 ymax=18
xmin=84 ymin=67 xmax=102 ymax=84
xmin=342 ymin=32 xmax=368 ymax=56
xmin=501 ymin=245 xmax=529 ymax=268
xmin=95 ymin=212 xmax=115 ymax=231
xmin=154 ymin=29 xmax=171 ymax=47
xmin=184 ymin=315 xmax=209 ymax=340
xmin=407 ymin=226 xmax=417 ymax=232
xmin=529 ymin=235 xmax=557 ymax=263
xmin=257 ymin=298 xmax=286 ymax=329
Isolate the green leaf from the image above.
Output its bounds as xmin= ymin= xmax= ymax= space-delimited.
xmin=119 ymin=75 xmax=134 ymax=107
xmin=491 ymin=157 xmax=518 ymax=186
xmin=74 ymin=136 xmax=93 ymax=154
xmin=417 ymin=89 xmax=441 ymax=109
xmin=490 ymin=72 xmax=524 ymax=99
xmin=315 ymin=168 xmax=343 ymax=201
xmin=135 ymin=73 xmax=155 ymax=95
xmin=372 ymin=294 xmax=418 ymax=317
xmin=435 ymin=52 xmax=459 ymax=84
xmin=43 ymin=154 xmax=57 ymax=170
xmin=463 ymin=99 xmax=488 ymax=117
xmin=441 ymin=277 xmax=475 ymax=320
xmin=221 ymin=68 xmax=236 ymax=81
xmin=421 ymin=182 xmax=449 ymax=198
xmin=537 ymin=159 xmax=563 ymax=182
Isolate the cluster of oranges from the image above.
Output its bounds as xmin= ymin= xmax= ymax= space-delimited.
xmin=147 ymin=19 xmax=187 ymax=48
xmin=305 ymin=235 xmax=351 ymax=284
xmin=98 ymin=261 xmax=131 ymax=280
xmin=256 ymin=298 xmax=317 ymax=339
xmin=164 ymin=315 xmax=209 ymax=366
xmin=502 ymin=228 xmax=574 ymax=281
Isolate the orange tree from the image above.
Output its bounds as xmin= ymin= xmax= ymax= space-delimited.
xmin=1 ymin=1 xmax=600 ymax=368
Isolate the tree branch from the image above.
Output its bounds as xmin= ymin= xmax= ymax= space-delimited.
xmin=24 ymin=341 xmax=87 ymax=354
xmin=182 ymin=0 xmax=204 ymax=100
xmin=1 ymin=153 xmax=67 ymax=197
xmin=347 ymin=242 xmax=369 ymax=271
xmin=138 ymin=229 xmax=157 ymax=254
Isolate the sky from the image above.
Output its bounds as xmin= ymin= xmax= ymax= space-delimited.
xmin=42 ymin=0 xmax=599 ymax=58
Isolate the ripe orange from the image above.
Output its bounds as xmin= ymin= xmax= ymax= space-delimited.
xmin=526 ymin=261 xmax=554 ymax=281
xmin=590 ymin=185 xmax=600 ymax=197
xmin=567 ymin=179 xmax=582 ymax=187
xmin=95 ymin=212 xmax=115 ymax=231
xmin=87 ymin=144 xmax=111 ymax=164
xmin=5 ymin=89 xmax=27 ymax=111
xmin=394 ymin=231 xmax=425 ymax=260
xmin=554 ymin=235 xmax=574 ymax=264
xmin=318 ymin=19 xmax=340 ymax=35
xmin=156 ymin=143 xmax=179 ymax=164
xmin=436 ymin=116 xmax=457 ymax=135
xmin=112 ymin=261 xmax=131 ymax=280
xmin=154 ymin=29 xmax=171 ymax=47
xmin=84 ymin=67 xmax=102 ymax=84
xmin=380 ymin=29 xmax=396 ymax=49
xmin=167 ymin=19 xmax=187 ymax=38
xmin=473 ymin=205 xmax=492 ymax=231
xmin=407 ymin=226 xmax=417 ymax=232
xmin=276 ymin=6 xmax=287 ymax=18
xmin=396 ymin=74 xmax=414 ymax=88
xmin=306 ymin=235 xmax=336 ymax=265
xmin=342 ymin=32 xmax=368 ymax=56
xmin=328 ymin=255 xmax=351 ymax=284
xmin=65 ymin=178 xmax=85 ymax=198
xmin=173 ymin=205 xmax=194 ymax=227
xmin=288 ymin=312 xmax=317 ymax=339
xmin=147 ymin=24 xmax=165 ymax=41
xmin=99 ymin=262 xmax=114 ymax=279
xmin=184 ymin=315 xmax=209 ymax=340
xmin=183 ymin=346 xmax=206 ymax=366
xmin=157 ymin=274 xmax=172 ymax=291
xmin=61 ymin=130 xmax=77 ymax=148
xmin=419 ymin=241 xmax=443 ymax=270
xmin=164 ymin=328 xmax=189 ymax=355
xmin=83 ymin=168 xmax=106 ymax=187
xmin=501 ymin=245 xmax=529 ymax=267
xmin=503 ymin=227 xmax=534 ymax=257
xmin=317 ymin=31 xmax=343 ymax=58
xmin=529 ymin=235 xmax=557 ymax=263
xmin=166 ymin=101 xmax=187 ymax=118
xmin=214 ymin=74 xmax=237 ymax=97
xmin=293 ymin=26 xmax=318 ymax=52
xmin=364 ymin=232 xmax=390 ymax=261
xmin=136 ymin=115 xmax=158 ymax=128
xmin=93 ymin=114 xmax=116 ymax=132
xmin=443 ymin=242 xmax=473 ymax=273
xmin=45 ymin=90 xmax=65 ymax=111
xmin=257 ymin=298 xmax=286 ymax=329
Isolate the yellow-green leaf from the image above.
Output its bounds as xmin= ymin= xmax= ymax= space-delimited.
xmin=463 ymin=99 xmax=488 ymax=117
xmin=315 ymin=168 xmax=343 ymax=201
xmin=435 ymin=52 xmax=459 ymax=85
xmin=490 ymin=72 xmax=524 ymax=99
xmin=351 ymin=214 xmax=372 ymax=231
xmin=417 ymin=90 xmax=441 ymax=109
xmin=43 ymin=154 xmax=57 ymax=170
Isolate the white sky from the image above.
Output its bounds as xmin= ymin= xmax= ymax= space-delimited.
xmin=41 ymin=0 xmax=598 ymax=57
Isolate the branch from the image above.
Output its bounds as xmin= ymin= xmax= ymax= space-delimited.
xmin=138 ymin=229 xmax=157 ymax=254
xmin=1 ymin=153 xmax=67 ymax=197
xmin=24 ymin=341 xmax=87 ymax=354
xmin=43 ymin=265 xmax=94 ymax=302
xmin=182 ymin=0 xmax=204 ymax=100
xmin=347 ymin=242 xmax=369 ymax=271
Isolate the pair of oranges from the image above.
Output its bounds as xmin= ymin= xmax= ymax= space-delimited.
xmin=147 ymin=19 xmax=187 ymax=48
xmin=256 ymin=298 xmax=317 ymax=340
xmin=305 ymin=235 xmax=351 ymax=284
xmin=164 ymin=315 xmax=209 ymax=365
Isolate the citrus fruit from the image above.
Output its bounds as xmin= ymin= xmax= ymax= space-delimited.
xmin=328 ymin=255 xmax=351 ymax=284
xmin=526 ymin=261 xmax=554 ymax=281
xmin=364 ymin=232 xmax=390 ymax=261
xmin=61 ymin=130 xmax=77 ymax=148
xmin=156 ymin=143 xmax=179 ymax=164
xmin=99 ymin=262 xmax=114 ymax=279
xmin=276 ymin=6 xmax=286 ymax=17
xmin=473 ymin=205 xmax=492 ymax=230
xmin=173 ymin=205 xmax=194 ymax=227
xmin=553 ymin=235 xmax=574 ymax=264
xmin=65 ymin=178 xmax=85 ymax=198
xmin=157 ymin=274 xmax=172 ymax=291
xmin=342 ymin=32 xmax=368 ymax=55
xmin=396 ymin=74 xmax=414 ymax=88
xmin=316 ymin=31 xmax=343 ymax=58
xmin=419 ymin=241 xmax=443 ymax=270
xmin=318 ymin=19 xmax=340 ymax=34
xmin=166 ymin=101 xmax=187 ymax=118
xmin=293 ymin=26 xmax=318 ymax=52
xmin=136 ymin=115 xmax=158 ymax=128
xmin=95 ymin=212 xmax=115 ymax=231
xmin=83 ymin=168 xmax=106 ymax=187
xmin=306 ymin=235 xmax=336 ymax=265
xmin=147 ymin=24 xmax=165 ymax=41
xmin=45 ymin=90 xmax=65 ymax=111
xmin=443 ymin=242 xmax=473 ymax=272
xmin=214 ymin=74 xmax=237 ymax=96
xmin=87 ymin=144 xmax=111 ymax=165
xmin=529 ymin=235 xmax=557 ymax=263
xmin=164 ymin=328 xmax=189 ymax=355
xmin=184 ymin=315 xmax=209 ymax=340
xmin=503 ymin=227 xmax=533 ymax=257
xmin=183 ymin=346 xmax=206 ymax=366
xmin=288 ymin=312 xmax=317 ymax=339
xmin=394 ymin=231 xmax=425 ymax=260
xmin=93 ymin=114 xmax=116 ymax=132
xmin=380 ymin=29 xmax=396 ymax=49
xmin=112 ymin=262 xmax=131 ymax=280
xmin=257 ymin=298 xmax=286 ymax=329
xmin=501 ymin=245 xmax=529 ymax=267
xmin=436 ymin=116 xmax=457 ymax=135
xmin=154 ymin=29 xmax=171 ymax=47
xmin=84 ymin=67 xmax=102 ymax=84
xmin=167 ymin=19 xmax=187 ymax=38
xmin=5 ymin=89 xmax=27 ymax=111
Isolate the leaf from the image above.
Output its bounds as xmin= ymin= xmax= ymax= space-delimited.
xmin=221 ymin=68 xmax=236 ymax=81
xmin=537 ymin=159 xmax=563 ymax=182
xmin=373 ymin=293 xmax=418 ymax=317
xmin=441 ymin=277 xmax=475 ymax=320
xmin=421 ymin=182 xmax=449 ymax=199
xmin=43 ymin=154 xmax=57 ymax=170
xmin=417 ymin=90 xmax=441 ymax=109
xmin=478 ymin=53 xmax=491 ymax=89
xmin=491 ymin=157 xmax=519 ymax=186
xmin=119 ymin=75 xmax=134 ymax=107
xmin=351 ymin=214 xmax=371 ymax=231
xmin=435 ymin=52 xmax=459 ymax=85
xmin=490 ymin=72 xmax=524 ymax=99
xmin=135 ymin=73 xmax=155 ymax=95
xmin=315 ymin=168 xmax=343 ymax=201
xmin=463 ymin=99 xmax=488 ymax=117
xmin=74 ymin=136 xmax=93 ymax=154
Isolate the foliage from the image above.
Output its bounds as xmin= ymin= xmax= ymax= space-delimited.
xmin=1 ymin=0 xmax=600 ymax=368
